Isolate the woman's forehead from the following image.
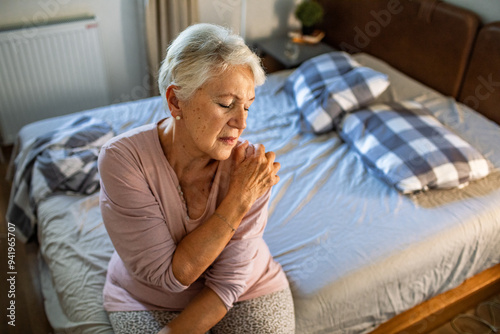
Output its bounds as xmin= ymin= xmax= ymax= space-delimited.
xmin=201 ymin=66 xmax=255 ymax=97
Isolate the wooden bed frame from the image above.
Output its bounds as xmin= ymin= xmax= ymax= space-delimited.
xmin=315 ymin=0 xmax=500 ymax=332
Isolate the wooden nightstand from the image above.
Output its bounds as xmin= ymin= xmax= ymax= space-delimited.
xmin=254 ymin=36 xmax=336 ymax=73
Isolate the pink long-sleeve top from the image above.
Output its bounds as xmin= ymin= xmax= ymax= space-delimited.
xmin=98 ymin=119 xmax=288 ymax=312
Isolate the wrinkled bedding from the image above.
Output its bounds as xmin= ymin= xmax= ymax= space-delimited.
xmin=15 ymin=53 xmax=500 ymax=333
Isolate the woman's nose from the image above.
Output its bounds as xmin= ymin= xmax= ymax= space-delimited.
xmin=229 ymin=107 xmax=247 ymax=130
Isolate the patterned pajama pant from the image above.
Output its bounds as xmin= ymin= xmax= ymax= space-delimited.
xmin=108 ymin=288 xmax=295 ymax=334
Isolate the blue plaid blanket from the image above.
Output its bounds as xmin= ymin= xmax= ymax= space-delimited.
xmin=6 ymin=116 xmax=114 ymax=242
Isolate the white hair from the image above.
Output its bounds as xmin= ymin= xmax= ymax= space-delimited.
xmin=158 ymin=23 xmax=266 ymax=103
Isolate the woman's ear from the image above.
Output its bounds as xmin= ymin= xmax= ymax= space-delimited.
xmin=166 ymin=85 xmax=181 ymax=116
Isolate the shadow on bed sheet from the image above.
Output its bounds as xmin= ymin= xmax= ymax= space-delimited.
xmin=409 ymin=171 xmax=500 ymax=208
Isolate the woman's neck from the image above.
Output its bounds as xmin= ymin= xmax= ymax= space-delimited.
xmin=158 ymin=118 xmax=217 ymax=180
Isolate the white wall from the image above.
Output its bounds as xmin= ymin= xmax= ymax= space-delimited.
xmin=0 ymin=0 xmax=496 ymax=106
xmin=198 ymin=0 xmax=244 ymax=36
xmin=443 ymin=0 xmax=500 ymax=24
xmin=0 ymin=0 xmax=149 ymax=104
xmin=199 ymin=0 xmax=500 ymax=44
xmin=244 ymin=0 xmax=300 ymax=42
xmin=198 ymin=0 xmax=302 ymax=43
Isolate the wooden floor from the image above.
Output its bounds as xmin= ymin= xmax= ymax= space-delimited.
xmin=0 ymin=143 xmax=499 ymax=334
xmin=0 ymin=145 xmax=53 ymax=334
xmin=429 ymin=291 xmax=500 ymax=334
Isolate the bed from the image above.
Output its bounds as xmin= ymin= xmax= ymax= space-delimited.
xmin=6 ymin=0 xmax=500 ymax=333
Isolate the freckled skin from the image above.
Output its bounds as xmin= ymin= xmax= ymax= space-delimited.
xmin=160 ymin=65 xmax=260 ymax=219
xmin=155 ymin=63 xmax=281 ymax=333
xmin=175 ymin=65 xmax=256 ymax=162
xmin=152 ymin=30 xmax=283 ymax=330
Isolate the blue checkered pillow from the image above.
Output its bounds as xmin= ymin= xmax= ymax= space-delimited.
xmin=339 ymin=101 xmax=492 ymax=193
xmin=284 ymin=51 xmax=389 ymax=134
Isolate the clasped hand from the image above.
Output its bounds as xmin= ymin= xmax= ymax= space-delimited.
xmin=229 ymin=141 xmax=280 ymax=210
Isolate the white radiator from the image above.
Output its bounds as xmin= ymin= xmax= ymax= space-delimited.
xmin=0 ymin=19 xmax=110 ymax=144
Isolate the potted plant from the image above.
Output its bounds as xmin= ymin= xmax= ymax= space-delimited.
xmin=295 ymin=0 xmax=324 ymax=36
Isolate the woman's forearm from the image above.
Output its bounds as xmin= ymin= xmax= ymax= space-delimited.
xmin=171 ymin=194 xmax=250 ymax=286
xmin=163 ymin=286 xmax=227 ymax=334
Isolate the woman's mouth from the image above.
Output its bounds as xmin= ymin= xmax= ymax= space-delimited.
xmin=218 ymin=136 xmax=237 ymax=145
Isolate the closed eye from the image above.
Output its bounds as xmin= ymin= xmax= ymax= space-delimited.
xmin=218 ymin=103 xmax=250 ymax=111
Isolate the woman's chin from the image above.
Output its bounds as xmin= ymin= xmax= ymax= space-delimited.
xmin=211 ymin=148 xmax=233 ymax=161
xmin=210 ymin=141 xmax=238 ymax=161
xmin=215 ymin=152 xmax=232 ymax=161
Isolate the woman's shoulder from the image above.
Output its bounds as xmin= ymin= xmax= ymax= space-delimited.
xmin=98 ymin=120 xmax=166 ymax=168
xmin=102 ymin=122 xmax=159 ymax=150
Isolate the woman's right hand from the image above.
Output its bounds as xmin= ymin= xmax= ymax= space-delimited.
xmin=228 ymin=141 xmax=280 ymax=212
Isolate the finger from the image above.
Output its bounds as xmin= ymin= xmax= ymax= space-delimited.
xmin=266 ymin=172 xmax=280 ymax=187
xmin=238 ymin=140 xmax=249 ymax=150
xmin=265 ymin=151 xmax=276 ymax=165
xmin=253 ymin=145 xmax=269 ymax=168
xmin=233 ymin=140 xmax=249 ymax=164
xmin=245 ymin=143 xmax=256 ymax=158
xmin=272 ymin=161 xmax=281 ymax=173
xmin=254 ymin=144 xmax=266 ymax=158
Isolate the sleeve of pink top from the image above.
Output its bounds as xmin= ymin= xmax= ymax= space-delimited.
xmin=98 ymin=141 xmax=189 ymax=293
xmin=204 ymin=189 xmax=272 ymax=310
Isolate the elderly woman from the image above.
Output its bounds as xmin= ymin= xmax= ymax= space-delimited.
xmin=98 ymin=23 xmax=295 ymax=334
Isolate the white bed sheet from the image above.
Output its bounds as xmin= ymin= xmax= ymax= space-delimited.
xmin=17 ymin=53 xmax=500 ymax=333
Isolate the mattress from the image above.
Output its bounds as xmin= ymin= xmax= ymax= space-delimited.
xmin=14 ymin=53 xmax=500 ymax=333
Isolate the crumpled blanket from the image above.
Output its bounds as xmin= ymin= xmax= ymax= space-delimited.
xmin=6 ymin=116 xmax=115 ymax=242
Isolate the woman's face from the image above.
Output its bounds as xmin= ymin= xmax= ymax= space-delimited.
xmin=177 ymin=65 xmax=256 ymax=161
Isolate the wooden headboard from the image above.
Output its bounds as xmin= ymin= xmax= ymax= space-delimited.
xmin=313 ymin=0 xmax=500 ymax=125
xmin=458 ymin=22 xmax=500 ymax=125
xmin=316 ymin=0 xmax=480 ymax=98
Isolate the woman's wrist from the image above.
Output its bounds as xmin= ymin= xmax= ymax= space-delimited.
xmin=213 ymin=212 xmax=236 ymax=233
xmin=222 ymin=190 xmax=252 ymax=218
